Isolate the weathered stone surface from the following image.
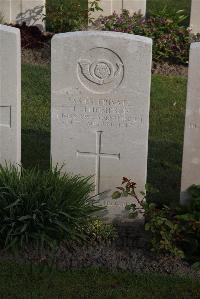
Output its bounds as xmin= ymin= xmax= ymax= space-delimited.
xmin=190 ymin=0 xmax=200 ymax=34
xmin=51 ymin=31 xmax=152 ymax=221
xmin=0 ymin=0 xmax=45 ymax=30
xmin=0 ymin=25 xmax=21 ymax=165
xmin=90 ymin=0 xmax=146 ymax=20
xmin=181 ymin=42 xmax=200 ymax=203
xmin=0 ymin=0 xmax=10 ymax=22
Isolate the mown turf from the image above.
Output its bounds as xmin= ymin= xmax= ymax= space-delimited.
xmin=0 ymin=261 xmax=199 ymax=299
xmin=21 ymin=64 xmax=187 ymax=204
xmin=22 ymin=64 xmax=50 ymax=169
xmin=148 ymin=75 xmax=187 ymax=204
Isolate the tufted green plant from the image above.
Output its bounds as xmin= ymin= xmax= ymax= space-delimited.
xmin=0 ymin=164 xmax=101 ymax=250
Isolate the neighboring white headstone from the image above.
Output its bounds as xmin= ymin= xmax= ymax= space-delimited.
xmin=0 ymin=25 xmax=21 ymax=166
xmin=90 ymin=0 xmax=146 ymax=20
xmin=181 ymin=42 xmax=200 ymax=204
xmin=190 ymin=0 xmax=200 ymax=34
xmin=51 ymin=31 xmax=152 ymax=222
xmin=0 ymin=0 xmax=45 ymax=30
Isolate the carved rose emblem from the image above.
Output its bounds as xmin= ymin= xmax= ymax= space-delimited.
xmin=79 ymin=59 xmax=123 ymax=85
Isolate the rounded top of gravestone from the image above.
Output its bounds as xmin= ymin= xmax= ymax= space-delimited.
xmin=52 ymin=31 xmax=152 ymax=46
xmin=0 ymin=24 xmax=20 ymax=34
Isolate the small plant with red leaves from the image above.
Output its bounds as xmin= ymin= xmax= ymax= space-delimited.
xmin=112 ymin=177 xmax=148 ymax=218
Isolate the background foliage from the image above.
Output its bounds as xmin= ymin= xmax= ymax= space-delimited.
xmin=45 ymin=0 xmax=88 ymax=32
xmin=96 ymin=9 xmax=200 ymax=65
xmin=147 ymin=0 xmax=191 ymax=25
xmin=45 ymin=0 xmax=102 ymax=32
xmin=47 ymin=0 xmax=192 ymax=17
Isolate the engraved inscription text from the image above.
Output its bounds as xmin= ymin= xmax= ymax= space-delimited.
xmin=54 ymin=98 xmax=143 ymax=129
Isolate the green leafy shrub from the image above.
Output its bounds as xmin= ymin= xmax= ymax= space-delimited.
xmin=96 ymin=9 xmax=200 ymax=65
xmin=0 ymin=165 xmax=102 ymax=250
xmin=113 ymin=178 xmax=200 ymax=261
xmin=145 ymin=187 xmax=200 ymax=260
xmin=45 ymin=0 xmax=102 ymax=33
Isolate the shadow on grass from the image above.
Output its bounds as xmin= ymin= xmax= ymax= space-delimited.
xmin=147 ymin=138 xmax=183 ymax=205
xmin=22 ymin=129 xmax=50 ymax=170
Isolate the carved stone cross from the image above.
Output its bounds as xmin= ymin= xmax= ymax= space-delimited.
xmin=77 ymin=131 xmax=120 ymax=194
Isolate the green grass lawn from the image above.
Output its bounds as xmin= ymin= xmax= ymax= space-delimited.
xmin=22 ymin=64 xmax=50 ymax=170
xmin=0 ymin=261 xmax=199 ymax=299
xmin=22 ymin=64 xmax=187 ymax=205
xmin=148 ymin=75 xmax=186 ymax=204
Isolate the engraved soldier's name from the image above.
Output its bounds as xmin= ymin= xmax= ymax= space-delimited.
xmin=54 ymin=98 xmax=144 ymax=129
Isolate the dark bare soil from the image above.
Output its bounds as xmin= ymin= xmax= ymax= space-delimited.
xmin=1 ymin=243 xmax=199 ymax=277
xmin=0 ymin=222 xmax=199 ymax=277
xmin=22 ymin=47 xmax=50 ymax=65
xmin=152 ymin=62 xmax=188 ymax=77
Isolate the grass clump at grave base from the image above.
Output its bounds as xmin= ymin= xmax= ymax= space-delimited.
xmin=0 ymin=261 xmax=200 ymax=299
xmin=0 ymin=164 xmax=101 ymax=250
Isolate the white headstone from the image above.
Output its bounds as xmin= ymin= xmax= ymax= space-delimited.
xmin=190 ymin=0 xmax=200 ymax=34
xmin=0 ymin=0 xmax=45 ymax=30
xmin=90 ymin=0 xmax=146 ymax=20
xmin=181 ymin=43 xmax=200 ymax=203
xmin=51 ymin=31 xmax=152 ymax=221
xmin=0 ymin=25 xmax=21 ymax=166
